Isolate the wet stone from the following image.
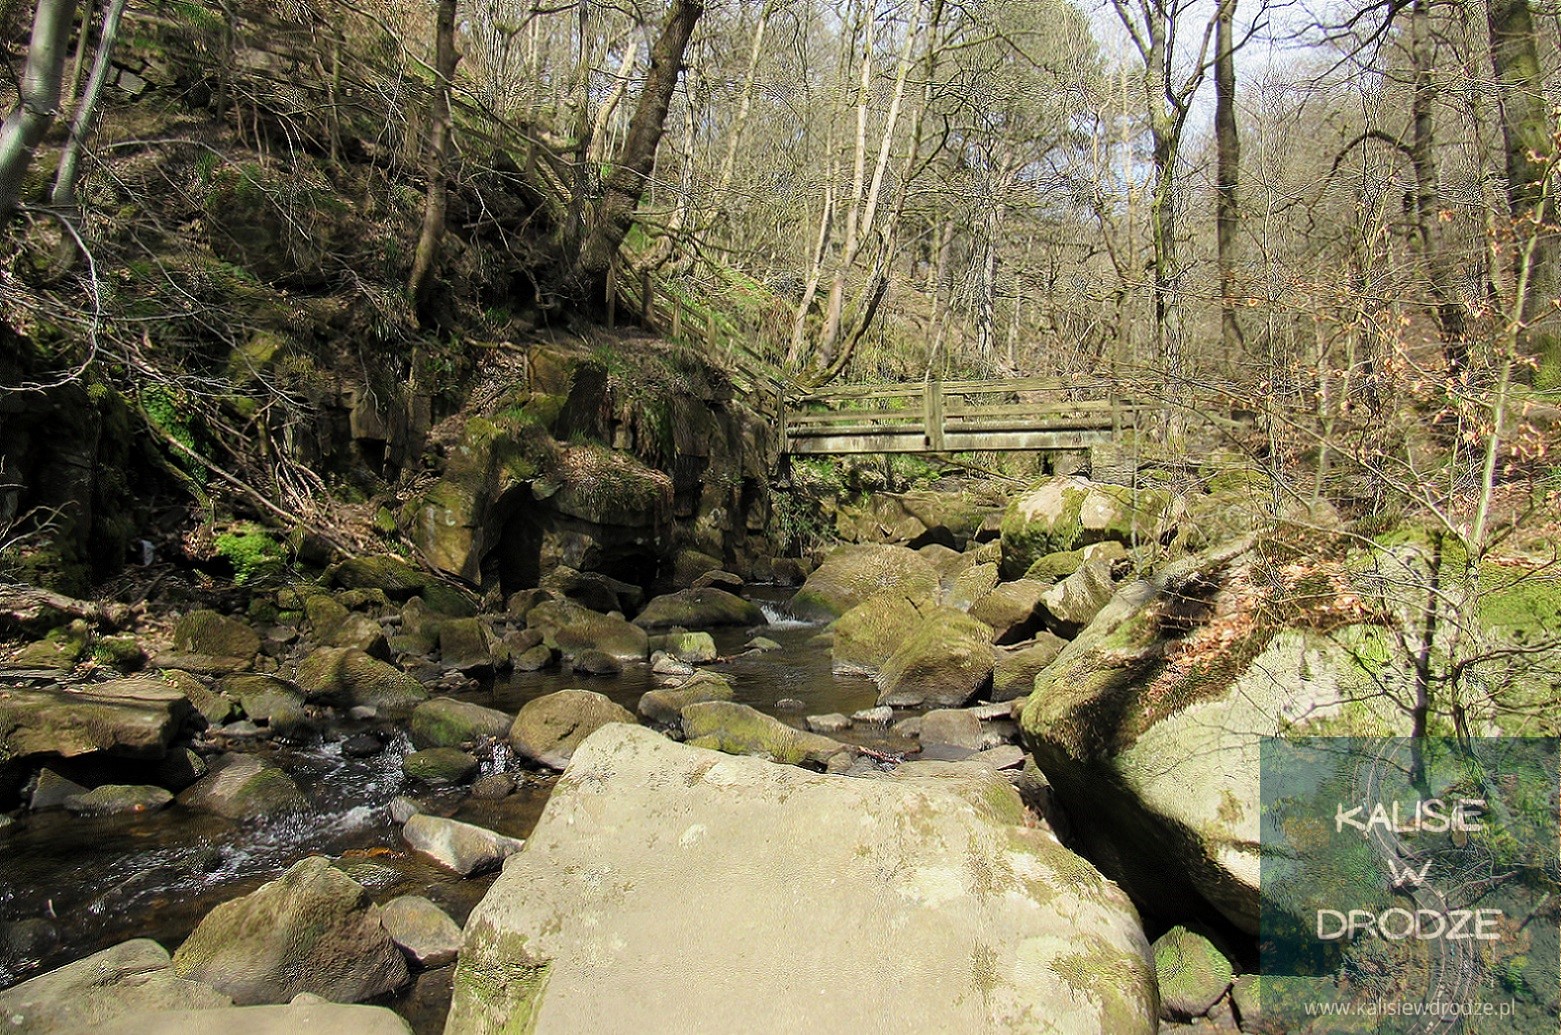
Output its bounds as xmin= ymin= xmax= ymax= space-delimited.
xmin=806 ymin=713 xmax=852 ymax=733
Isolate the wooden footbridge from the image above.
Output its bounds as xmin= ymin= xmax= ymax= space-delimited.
xmin=778 ymin=376 xmax=1141 ymax=456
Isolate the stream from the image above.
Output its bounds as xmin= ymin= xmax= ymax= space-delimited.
xmin=0 ymin=589 xmax=920 ymax=1030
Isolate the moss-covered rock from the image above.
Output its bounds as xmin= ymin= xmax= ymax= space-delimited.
xmin=438 ymin=617 xmax=494 ymax=673
xmin=787 ymin=544 xmax=941 ymax=620
xmin=219 ymin=673 xmax=311 ymax=737
xmin=875 ymin=608 xmax=995 ymax=708
xmin=0 ymin=938 xmax=232 ymax=1032
xmin=62 ymin=784 xmax=174 ymax=815
xmin=999 ymin=476 xmax=1172 ymax=580
xmin=637 ymin=671 xmax=735 ymax=725
xmin=292 ymin=647 xmax=427 ymax=718
xmin=176 ymin=752 xmax=307 ymax=820
xmin=633 ymin=588 xmax=763 ymax=630
xmin=946 ymin=562 xmax=1000 ymax=610
xmin=1152 ymin=926 xmax=1232 ymax=1019
xmin=525 ymin=598 xmax=648 ymax=661
xmin=830 ymin=593 xmax=929 ymax=675
xmin=1038 ymin=557 xmax=1115 ymax=636
xmin=409 ymin=698 xmax=512 ymax=749
xmin=403 ymin=747 xmax=479 ymax=785
xmin=13 ymin=620 xmax=90 ymax=670
xmin=173 ymin=610 xmax=261 ymax=661
xmin=0 ymin=677 xmax=192 ymax=762
xmin=968 ymin=580 xmax=1050 ymax=644
xmin=160 ymin=669 xmax=234 ymax=726
xmin=508 ymin=689 xmax=635 ymax=770
xmin=992 ymin=635 xmax=1067 ymax=702
xmin=681 ymin=701 xmax=845 ymax=766
xmin=171 ymin=856 xmax=408 ymax=1005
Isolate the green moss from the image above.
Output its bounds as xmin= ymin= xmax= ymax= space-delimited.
xmin=215 ymin=523 xmax=287 ymax=585
xmin=1051 ymin=941 xmax=1155 ymax=1033
xmin=448 ymin=927 xmax=552 ymax=1035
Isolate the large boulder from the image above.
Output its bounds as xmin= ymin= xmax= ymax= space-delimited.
xmin=786 ymin=544 xmax=940 ymax=620
xmin=409 ymin=698 xmax=513 ymax=749
xmin=0 ymin=677 xmax=192 ymax=762
xmin=875 ymin=607 xmax=995 ymax=708
xmin=160 ymin=610 xmax=260 ymax=674
xmin=402 ymin=813 xmax=526 ymax=876
xmin=176 ymin=753 xmax=307 ymax=820
xmin=292 ymin=647 xmax=427 ymax=718
xmin=524 ymin=599 xmax=648 ymax=661
xmin=446 ymin=725 xmax=1157 ymax=1034
xmin=1019 ymin=540 xmax=1397 ymax=933
xmin=991 ymin=635 xmax=1067 ymax=702
xmin=508 ymin=689 xmax=635 ymax=769
xmin=999 ymin=476 xmax=1172 ymax=580
xmin=680 ymin=701 xmax=845 ymax=766
xmin=93 ymin=1003 xmax=414 ymax=1035
xmin=968 ymin=580 xmax=1050 ymax=644
xmin=437 ymin=618 xmax=495 ymax=674
xmin=1038 ymin=556 xmax=1115 ymax=636
xmin=632 ymin=588 xmax=763 ymax=630
xmin=637 ymin=671 xmax=734 ymax=725
xmin=830 ymin=593 xmax=928 ymax=675
xmin=171 ymin=856 xmax=409 ymax=1004
xmin=0 ymin=938 xmax=231 ymax=1033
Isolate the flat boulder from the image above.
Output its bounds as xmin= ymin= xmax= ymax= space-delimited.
xmin=786 ymin=544 xmax=940 ymax=620
xmin=508 ymin=689 xmax=635 ymax=770
xmin=176 ymin=753 xmax=307 ymax=820
xmin=292 ymin=647 xmax=427 ymax=718
xmin=680 ymin=701 xmax=845 ymax=767
xmin=0 ymin=938 xmax=231 ymax=1033
xmin=632 ymin=588 xmax=763 ymax=630
xmin=446 ymin=725 xmax=1157 ymax=1034
xmin=875 ymin=607 xmax=995 ymax=708
xmin=171 ymin=856 xmax=408 ymax=1005
xmin=0 ymin=677 xmax=192 ymax=761
xmin=409 ymin=698 xmax=512 ymax=749
xmin=161 ymin=610 xmax=260 ymax=674
xmin=525 ymin=599 xmax=648 ymax=661
xmin=401 ymin=813 xmax=525 ymax=876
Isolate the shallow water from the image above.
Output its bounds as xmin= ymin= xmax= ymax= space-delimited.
xmin=0 ymin=586 xmax=918 ymax=1029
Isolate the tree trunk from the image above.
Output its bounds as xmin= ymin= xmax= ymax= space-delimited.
xmin=1214 ymin=0 xmax=1243 ymax=355
xmin=562 ymin=0 xmax=703 ymax=307
xmin=50 ymin=0 xmax=127 ymax=216
xmin=1487 ymin=0 xmax=1559 ymax=359
xmin=406 ymin=0 xmax=459 ymax=312
xmin=0 ymin=0 xmax=77 ymax=219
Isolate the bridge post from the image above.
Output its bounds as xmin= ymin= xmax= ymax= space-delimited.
xmin=924 ymin=376 xmax=945 ymax=452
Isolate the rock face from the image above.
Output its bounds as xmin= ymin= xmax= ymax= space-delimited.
xmin=786 ymin=544 xmax=940 ymax=620
xmin=680 ymin=701 xmax=845 ymax=766
xmin=1019 ymin=541 xmax=1394 ymax=933
xmin=0 ymin=677 xmax=192 ymax=762
xmin=874 ymin=607 xmax=995 ymax=708
xmin=293 ymin=647 xmax=428 ymax=718
xmin=508 ymin=689 xmax=636 ymax=770
xmin=0 ymin=938 xmax=231 ymax=1033
xmin=999 ymin=476 xmax=1171 ymax=580
xmin=524 ymin=599 xmax=648 ymax=661
xmin=171 ymin=856 xmax=409 ymax=1004
xmin=632 ymin=588 xmax=763 ymax=629
xmin=446 ymin=725 xmax=1157 ymax=1034
xmin=402 ymin=814 xmax=526 ymax=876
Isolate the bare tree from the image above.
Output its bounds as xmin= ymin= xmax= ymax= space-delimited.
xmin=406 ymin=0 xmax=460 ymax=312
xmin=0 ymin=0 xmax=76 ymax=219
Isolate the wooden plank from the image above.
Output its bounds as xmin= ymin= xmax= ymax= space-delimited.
xmin=789 ymin=422 xmax=927 ymax=438
xmin=951 ymin=400 xmax=1117 ymax=420
xmin=786 ymin=427 xmax=1115 ymax=454
xmin=925 ymin=378 xmax=944 ymax=451
xmin=786 ymin=410 xmax=924 ymax=427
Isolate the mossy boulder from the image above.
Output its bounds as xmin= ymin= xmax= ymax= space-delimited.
xmin=403 ymin=748 xmax=479 ymax=785
xmin=525 ymin=598 xmax=648 ymax=661
xmin=438 ymin=617 xmax=494 ymax=673
xmin=292 ymin=647 xmax=427 ymax=718
xmin=1020 ymin=541 xmax=1399 ymax=933
xmin=637 ymin=671 xmax=735 ymax=725
xmin=62 ymin=784 xmax=174 ymax=815
xmin=999 ymin=476 xmax=1172 ymax=580
xmin=379 ymin=895 xmax=462 ymax=968
xmin=447 ymin=725 xmax=1157 ymax=1034
xmin=220 ymin=674 xmax=309 ymax=736
xmin=12 ymin=621 xmax=90 ymax=670
xmin=681 ymin=701 xmax=845 ymax=766
xmin=329 ymin=556 xmax=428 ymax=599
xmin=171 ymin=856 xmax=409 ymax=1005
xmin=830 ymin=593 xmax=929 ymax=675
xmin=1038 ymin=557 xmax=1116 ymax=636
xmin=160 ymin=669 xmax=234 ymax=726
xmin=160 ymin=610 xmax=260 ymax=673
xmin=946 ymin=562 xmax=1000 ymax=611
xmin=787 ymin=544 xmax=941 ymax=620
xmin=409 ymin=698 xmax=512 ymax=749
xmin=968 ymin=580 xmax=1051 ymax=644
xmin=1153 ymin=926 xmax=1232 ymax=1019
xmin=875 ymin=608 xmax=995 ymax=708
xmin=657 ymin=630 xmax=718 ymax=664
xmin=0 ymin=677 xmax=192 ymax=762
xmin=0 ymin=939 xmax=232 ymax=1032
xmin=176 ymin=753 xmax=308 ymax=820
xmin=991 ymin=635 xmax=1067 ymax=702
xmin=633 ymin=588 xmax=763 ymax=630
xmin=508 ymin=689 xmax=636 ymax=770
